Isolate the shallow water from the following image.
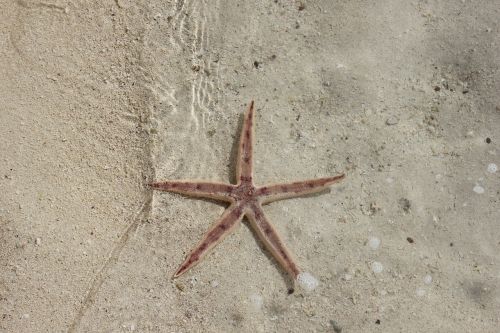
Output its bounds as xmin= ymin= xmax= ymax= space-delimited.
xmin=1 ymin=1 xmax=499 ymax=332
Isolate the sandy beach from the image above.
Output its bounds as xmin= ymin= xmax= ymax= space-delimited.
xmin=1 ymin=1 xmax=499 ymax=332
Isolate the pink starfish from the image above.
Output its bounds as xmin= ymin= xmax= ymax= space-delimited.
xmin=151 ymin=101 xmax=345 ymax=281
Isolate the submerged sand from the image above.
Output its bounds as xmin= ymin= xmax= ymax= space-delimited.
xmin=1 ymin=1 xmax=499 ymax=332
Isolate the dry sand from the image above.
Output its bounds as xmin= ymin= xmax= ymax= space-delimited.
xmin=1 ymin=0 xmax=499 ymax=332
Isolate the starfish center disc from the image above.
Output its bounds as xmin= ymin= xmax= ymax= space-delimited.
xmin=232 ymin=183 xmax=256 ymax=200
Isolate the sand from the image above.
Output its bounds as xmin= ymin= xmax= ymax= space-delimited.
xmin=1 ymin=0 xmax=499 ymax=332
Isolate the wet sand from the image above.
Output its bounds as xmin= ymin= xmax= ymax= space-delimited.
xmin=1 ymin=1 xmax=499 ymax=332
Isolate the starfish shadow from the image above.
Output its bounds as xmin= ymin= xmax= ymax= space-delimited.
xmin=241 ymin=217 xmax=296 ymax=292
xmin=228 ymin=111 xmax=245 ymax=184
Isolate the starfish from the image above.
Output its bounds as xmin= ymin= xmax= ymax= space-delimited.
xmin=151 ymin=101 xmax=345 ymax=282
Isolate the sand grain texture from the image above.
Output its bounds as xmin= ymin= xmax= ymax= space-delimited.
xmin=1 ymin=1 xmax=499 ymax=332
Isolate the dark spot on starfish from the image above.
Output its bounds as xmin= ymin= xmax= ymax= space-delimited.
xmin=308 ymin=182 xmax=314 ymax=188
xmin=243 ymin=157 xmax=250 ymax=163
xmin=232 ymin=208 xmax=241 ymax=216
xmin=205 ymin=236 xmax=216 ymax=245
xmin=245 ymin=130 xmax=250 ymax=139
xmin=219 ymin=223 xmax=228 ymax=230
xmin=171 ymin=183 xmax=178 ymax=188
xmin=196 ymin=184 xmax=202 ymax=189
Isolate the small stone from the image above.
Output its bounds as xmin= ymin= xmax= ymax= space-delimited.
xmin=210 ymin=280 xmax=219 ymax=288
xmin=249 ymin=293 xmax=263 ymax=310
xmin=423 ymin=275 xmax=433 ymax=285
xmin=385 ymin=116 xmax=399 ymax=125
xmin=398 ymin=198 xmax=411 ymax=213
xmin=487 ymin=163 xmax=497 ymax=173
xmin=369 ymin=202 xmax=380 ymax=215
xmin=35 ymin=238 xmax=41 ymax=245
xmin=473 ymin=185 xmax=484 ymax=194
xmin=371 ymin=261 xmax=383 ymax=274
xmin=175 ymin=282 xmax=185 ymax=291
xmin=303 ymin=305 xmax=316 ymax=317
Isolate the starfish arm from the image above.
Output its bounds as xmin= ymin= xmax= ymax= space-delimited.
xmin=245 ymin=202 xmax=301 ymax=279
xmin=173 ymin=204 xmax=244 ymax=277
xmin=256 ymin=174 xmax=345 ymax=204
xmin=236 ymin=101 xmax=255 ymax=183
xmin=150 ymin=180 xmax=235 ymax=202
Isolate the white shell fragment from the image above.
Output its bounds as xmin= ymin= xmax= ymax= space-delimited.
xmin=416 ymin=287 xmax=426 ymax=297
xmin=487 ymin=163 xmax=497 ymax=173
xmin=371 ymin=261 xmax=384 ymax=274
xmin=297 ymin=272 xmax=319 ymax=291
xmin=368 ymin=236 xmax=381 ymax=250
xmin=473 ymin=185 xmax=484 ymax=194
